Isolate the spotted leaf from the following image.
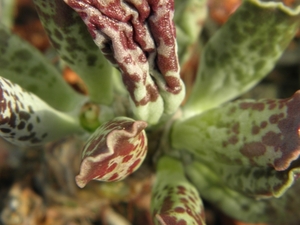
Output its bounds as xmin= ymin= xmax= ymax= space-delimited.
xmin=184 ymin=0 xmax=300 ymax=117
xmin=76 ymin=117 xmax=148 ymax=187
xmin=63 ymin=0 xmax=185 ymax=124
xmin=186 ymin=161 xmax=300 ymax=224
xmin=172 ymin=90 xmax=300 ymax=198
xmin=151 ymin=156 xmax=206 ymax=225
xmin=0 ymin=23 xmax=84 ymax=112
xmin=0 ymin=77 xmax=84 ymax=147
xmin=32 ymin=0 xmax=114 ymax=105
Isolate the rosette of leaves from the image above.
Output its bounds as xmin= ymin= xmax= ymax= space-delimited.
xmin=0 ymin=0 xmax=300 ymax=224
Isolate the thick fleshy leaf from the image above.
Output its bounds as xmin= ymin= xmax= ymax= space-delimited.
xmin=172 ymin=90 xmax=300 ymax=198
xmin=151 ymin=156 xmax=206 ymax=225
xmin=0 ymin=23 xmax=85 ymax=112
xmin=0 ymin=0 xmax=16 ymax=28
xmin=76 ymin=117 xmax=148 ymax=187
xmin=174 ymin=0 xmax=207 ymax=65
xmin=186 ymin=161 xmax=300 ymax=224
xmin=183 ymin=0 xmax=300 ymax=117
xmin=0 ymin=77 xmax=84 ymax=147
xmin=32 ymin=0 xmax=114 ymax=105
xmin=63 ymin=0 xmax=185 ymax=124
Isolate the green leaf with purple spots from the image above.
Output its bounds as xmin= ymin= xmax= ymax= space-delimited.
xmin=186 ymin=160 xmax=300 ymax=224
xmin=183 ymin=0 xmax=300 ymax=118
xmin=151 ymin=156 xmax=206 ymax=225
xmin=0 ymin=24 xmax=84 ymax=111
xmin=172 ymin=91 xmax=300 ymax=198
xmin=32 ymin=0 xmax=114 ymax=105
xmin=0 ymin=77 xmax=84 ymax=147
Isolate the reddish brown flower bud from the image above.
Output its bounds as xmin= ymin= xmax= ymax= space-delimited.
xmin=76 ymin=117 xmax=148 ymax=188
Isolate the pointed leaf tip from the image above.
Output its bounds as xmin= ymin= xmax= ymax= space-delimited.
xmin=76 ymin=117 xmax=148 ymax=187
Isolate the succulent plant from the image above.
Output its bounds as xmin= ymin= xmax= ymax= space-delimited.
xmin=1 ymin=0 xmax=300 ymax=224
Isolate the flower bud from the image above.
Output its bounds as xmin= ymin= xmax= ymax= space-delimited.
xmin=76 ymin=117 xmax=148 ymax=188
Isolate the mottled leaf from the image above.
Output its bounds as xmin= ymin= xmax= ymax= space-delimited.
xmin=184 ymin=0 xmax=300 ymax=117
xmin=32 ymin=0 xmax=114 ymax=105
xmin=63 ymin=0 xmax=185 ymax=124
xmin=151 ymin=156 xmax=206 ymax=225
xmin=0 ymin=77 xmax=84 ymax=147
xmin=0 ymin=24 xmax=84 ymax=111
xmin=76 ymin=117 xmax=147 ymax=187
xmin=186 ymin=160 xmax=300 ymax=224
xmin=174 ymin=0 xmax=208 ymax=65
xmin=172 ymin=91 xmax=300 ymax=198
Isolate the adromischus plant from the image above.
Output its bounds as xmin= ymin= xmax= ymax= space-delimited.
xmin=0 ymin=0 xmax=300 ymax=224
